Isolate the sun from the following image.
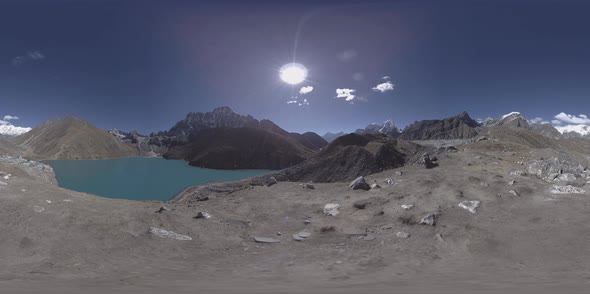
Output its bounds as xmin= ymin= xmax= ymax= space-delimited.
xmin=280 ymin=63 xmax=307 ymax=85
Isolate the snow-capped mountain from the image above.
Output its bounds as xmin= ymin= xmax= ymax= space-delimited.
xmin=0 ymin=120 xmax=31 ymax=136
xmin=555 ymin=124 xmax=590 ymax=137
xmin=483 ymin=112 xmax=529 ymax=128
xmin=355 ymin=119 xmax=400 ymax=137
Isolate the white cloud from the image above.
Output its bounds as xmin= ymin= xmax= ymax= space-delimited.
xmin=12 ymin=50 xmax=45 ymax=67
xmin=554 ymin=112 xmax=590 ymax=125
xmin=287 ymin=100 xmax=298 ymax=104
xmin=372 ymin=81 xmax=395 ymax=93
xmin=382 ymin=76 xmax=391 ymax=80
xmin=335 ymin=88 xmax=356 ymax=101
xmin=528 ymin=117 xmax=549 ymax=124
xmin=337 ymin=49 xmax=357 ymax=62
xmin=551 ymin=119 xmax=563 ymax=125
xmin=3 ymin=115 xmax=20 ymax=120
xmin=299 ymin=86 xmax=313 ymax=94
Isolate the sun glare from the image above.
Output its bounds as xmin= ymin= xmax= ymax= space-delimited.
xmin=280 ymin=63 xmax=307 ymax=85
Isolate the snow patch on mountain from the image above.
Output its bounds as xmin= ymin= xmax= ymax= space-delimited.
xmin=0 ymin=120 xmax=31 ymax=136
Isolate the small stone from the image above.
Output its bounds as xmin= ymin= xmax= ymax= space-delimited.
xmin=304 ymin=219 xmax=311 ymax=225
xmin=401 ymin=204 xmax=414 ymax=210
xmin=363 ymin=234 xmax=376 ymax=241
xmin=302 ymin=183 xmax=315 ymax=189
xmin=45 ymin=200 xmax=52 ymax=204
xmin=323 ymin=203 xmax=341 ymax=216
xmin=396 ymin=231 xmax=410 ymax=239
xmin=510 ymin=170 xmax=527 ymax=176
xmin=0 ymin=181 xmax=7 ymax=186
xmin=384 ymin=178 xmax=395 ymax=185
xmin=320 ymin=226 xmax=336 ymax=233
xmin=395 ymin=171 xmax=403 ymax=176
xmin=435 ymin=234 xmax=445 ymax=242
xmin=419 ymin=213 xmax=437 ymax=226
xmin=33 ymin=206 xmax=45 ymax=213
xmin=353 ymin=199 xmax=370 ymax=209
xmin=194 ymin=212 xmax=211 ymax=219
xmin=277 ymin=232 xmax=282 ymax=236
xmin=195 ymin=194 xmax=209 ymax=201
xmin=508 ymin=180 xmax=516 ymax=186
xmin=370 ymin=183 xmax=382 ymax=189
xmin=480 ymin=182 xmax=489 ymax=187
xmin=297 ymin=231 xmax=311 ymax=238
xmin=458 ymin=200 xmax=480 ymax=214
xmin=149 ymin=227 xmax=192 ymax=241
xmin=155 ymin=206 xmax=170 ymax=213
xmin=509 ymin=190 xmax=520 ymax=197
xmin=266 ymin=177 xmax=278 ymax=187
xmin=254 ymin=236 xmax=280 ymax=243
xmin=292 ymin=234 xmax=305 ymax=241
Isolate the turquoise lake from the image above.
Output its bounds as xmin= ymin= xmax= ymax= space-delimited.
xmin=46 ymin=157 xmax=271 ymax=201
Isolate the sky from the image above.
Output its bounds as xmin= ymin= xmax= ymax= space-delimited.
xmin=1 ymin=0 xmax=590 ymax=135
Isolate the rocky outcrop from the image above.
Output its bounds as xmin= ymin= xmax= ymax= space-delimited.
xmin=400 ymin=112 xmax=480 ymax=140
xmin=483 ymin=112 xmax=529 ymax=128
xmin=260 ymin=133 xmax=421 ymax=183
xmin=530 ymin=124 xmax=562 ymax=139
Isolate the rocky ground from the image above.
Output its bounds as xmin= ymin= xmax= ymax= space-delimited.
xmin=1 ymin=139 xmax=590 ymax=293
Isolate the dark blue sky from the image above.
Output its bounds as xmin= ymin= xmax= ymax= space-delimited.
xmin=1 ymin=0 xmax=590 ymax=134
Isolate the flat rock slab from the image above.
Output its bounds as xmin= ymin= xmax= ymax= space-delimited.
xmin=458 ymin=200 xmax=480 ymax=214
xmin=254 ymin=236 xmax=280 ymax=243
xmin=149 ymin=227 xmax=192 ymax=241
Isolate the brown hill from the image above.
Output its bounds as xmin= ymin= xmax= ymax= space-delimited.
xmin=265 ymin=133 xmax=422 ymax=183
xmin=163 ymin=127 xmax=316 ymax=170
xmin=13 ymin=116 xmax=138 ymax=160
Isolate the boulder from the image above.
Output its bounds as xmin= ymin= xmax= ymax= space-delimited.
xmin=349 ymin=176 xmax=370 ymax=190
xmin=421 ymin=153 xmax=438 ymax=169
xmin=301 ymin=183 xmax=315 ymax=189
xmin=194 ymin=212 xmax=211 ymax=219
xmin=527 ymin=158 xmax=585 ymax=179
xmin=370 ymin=183 xmax=382 ymax=189
xmin=550 ymin=185 xmax=585 ymax=194
xmin=266 ymin=176 xmax=278 ymax=187
xmin=155 ymin=206 xmax=170 ymax=213
xmin=556 ymin=173 xmax=577 ymax=182
xmin=323 ymin=203 xmax=341 ymax=216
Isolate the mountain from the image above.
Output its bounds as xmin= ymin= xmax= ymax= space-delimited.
xmin=0 ymin=120 xmax=31 ymax=137
xmin=555 ymin=124 xmax=590 ymax=138
xmin=322 ymin=132 xmax=345 ymax=143
xmin=162 ymin=106 xmax=327 ymax=149
xmin=159 ymin=107 xmax=327 ymax=169
xmin=399 ymin=111 xmax=480 ymax=140
xmin=355 ymin=119 xmax=400 ymax=137
xmin=530 ymin=123 xmax=562 ymax=139
xmin=265 ymin=133 xmax=422 ymax=183
xmin=163 ymin=127 xmax=316 ymax=170
xmin=483 ymin=112 xmax=530 ymax=128
xmin=13 ymin=116 xmax=138 ymax=160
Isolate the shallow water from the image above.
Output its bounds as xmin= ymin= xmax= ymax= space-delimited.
xmin=46 ymin=157 xmax=270 ymax=200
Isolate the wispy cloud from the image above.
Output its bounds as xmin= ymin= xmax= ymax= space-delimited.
xmin=3 ymin=115 xmax=20 ymax=121
xmin=528 ymin=117 xmax=549 ymax=124
xmin=299 ymin=86 xmax=313 ymax=94
xmin=372 ymin=81 xmax=395 ymax=93
xmin=337 ymin=49 xmax=357 ymax=62
xmin=335 ymin=88 xmax=356 ymax=101
xmin=12 ymin=50 xmax=45 ymax=67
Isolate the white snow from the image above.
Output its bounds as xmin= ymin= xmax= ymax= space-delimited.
xmin=554 ymin=124 xmax=590 ymax=136
xmin=0 ymin=120 xmax=31 ymax=136
xmin=500 ymin=112 xmax=521 ymax=120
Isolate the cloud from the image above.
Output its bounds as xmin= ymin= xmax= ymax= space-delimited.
xmin=3 ymin=115 xmax=20 ymax=121
xmin=287 ymin=100 xmax=298 ymax=104
xmin=12 ymin=50 xmax=45 ymax=67
xmin=553 ymin=112 xmax=590 ymax=125
xmin=299 ymin=86 xmax=313 ymax=94
xmin=528 ymin=117 xmax=549 ymax=124
xmin=382 ymin=76 xmax=391 ymax=80
xmin=335 ymin=88 xmax=356 ymax=101
xmin=372 ymin=81 xmax=395 ymax=93
xmin=337 ymin=49 xmax=357 ymax=62
xmin=551 ymin=119 xmax=562 ymax=125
